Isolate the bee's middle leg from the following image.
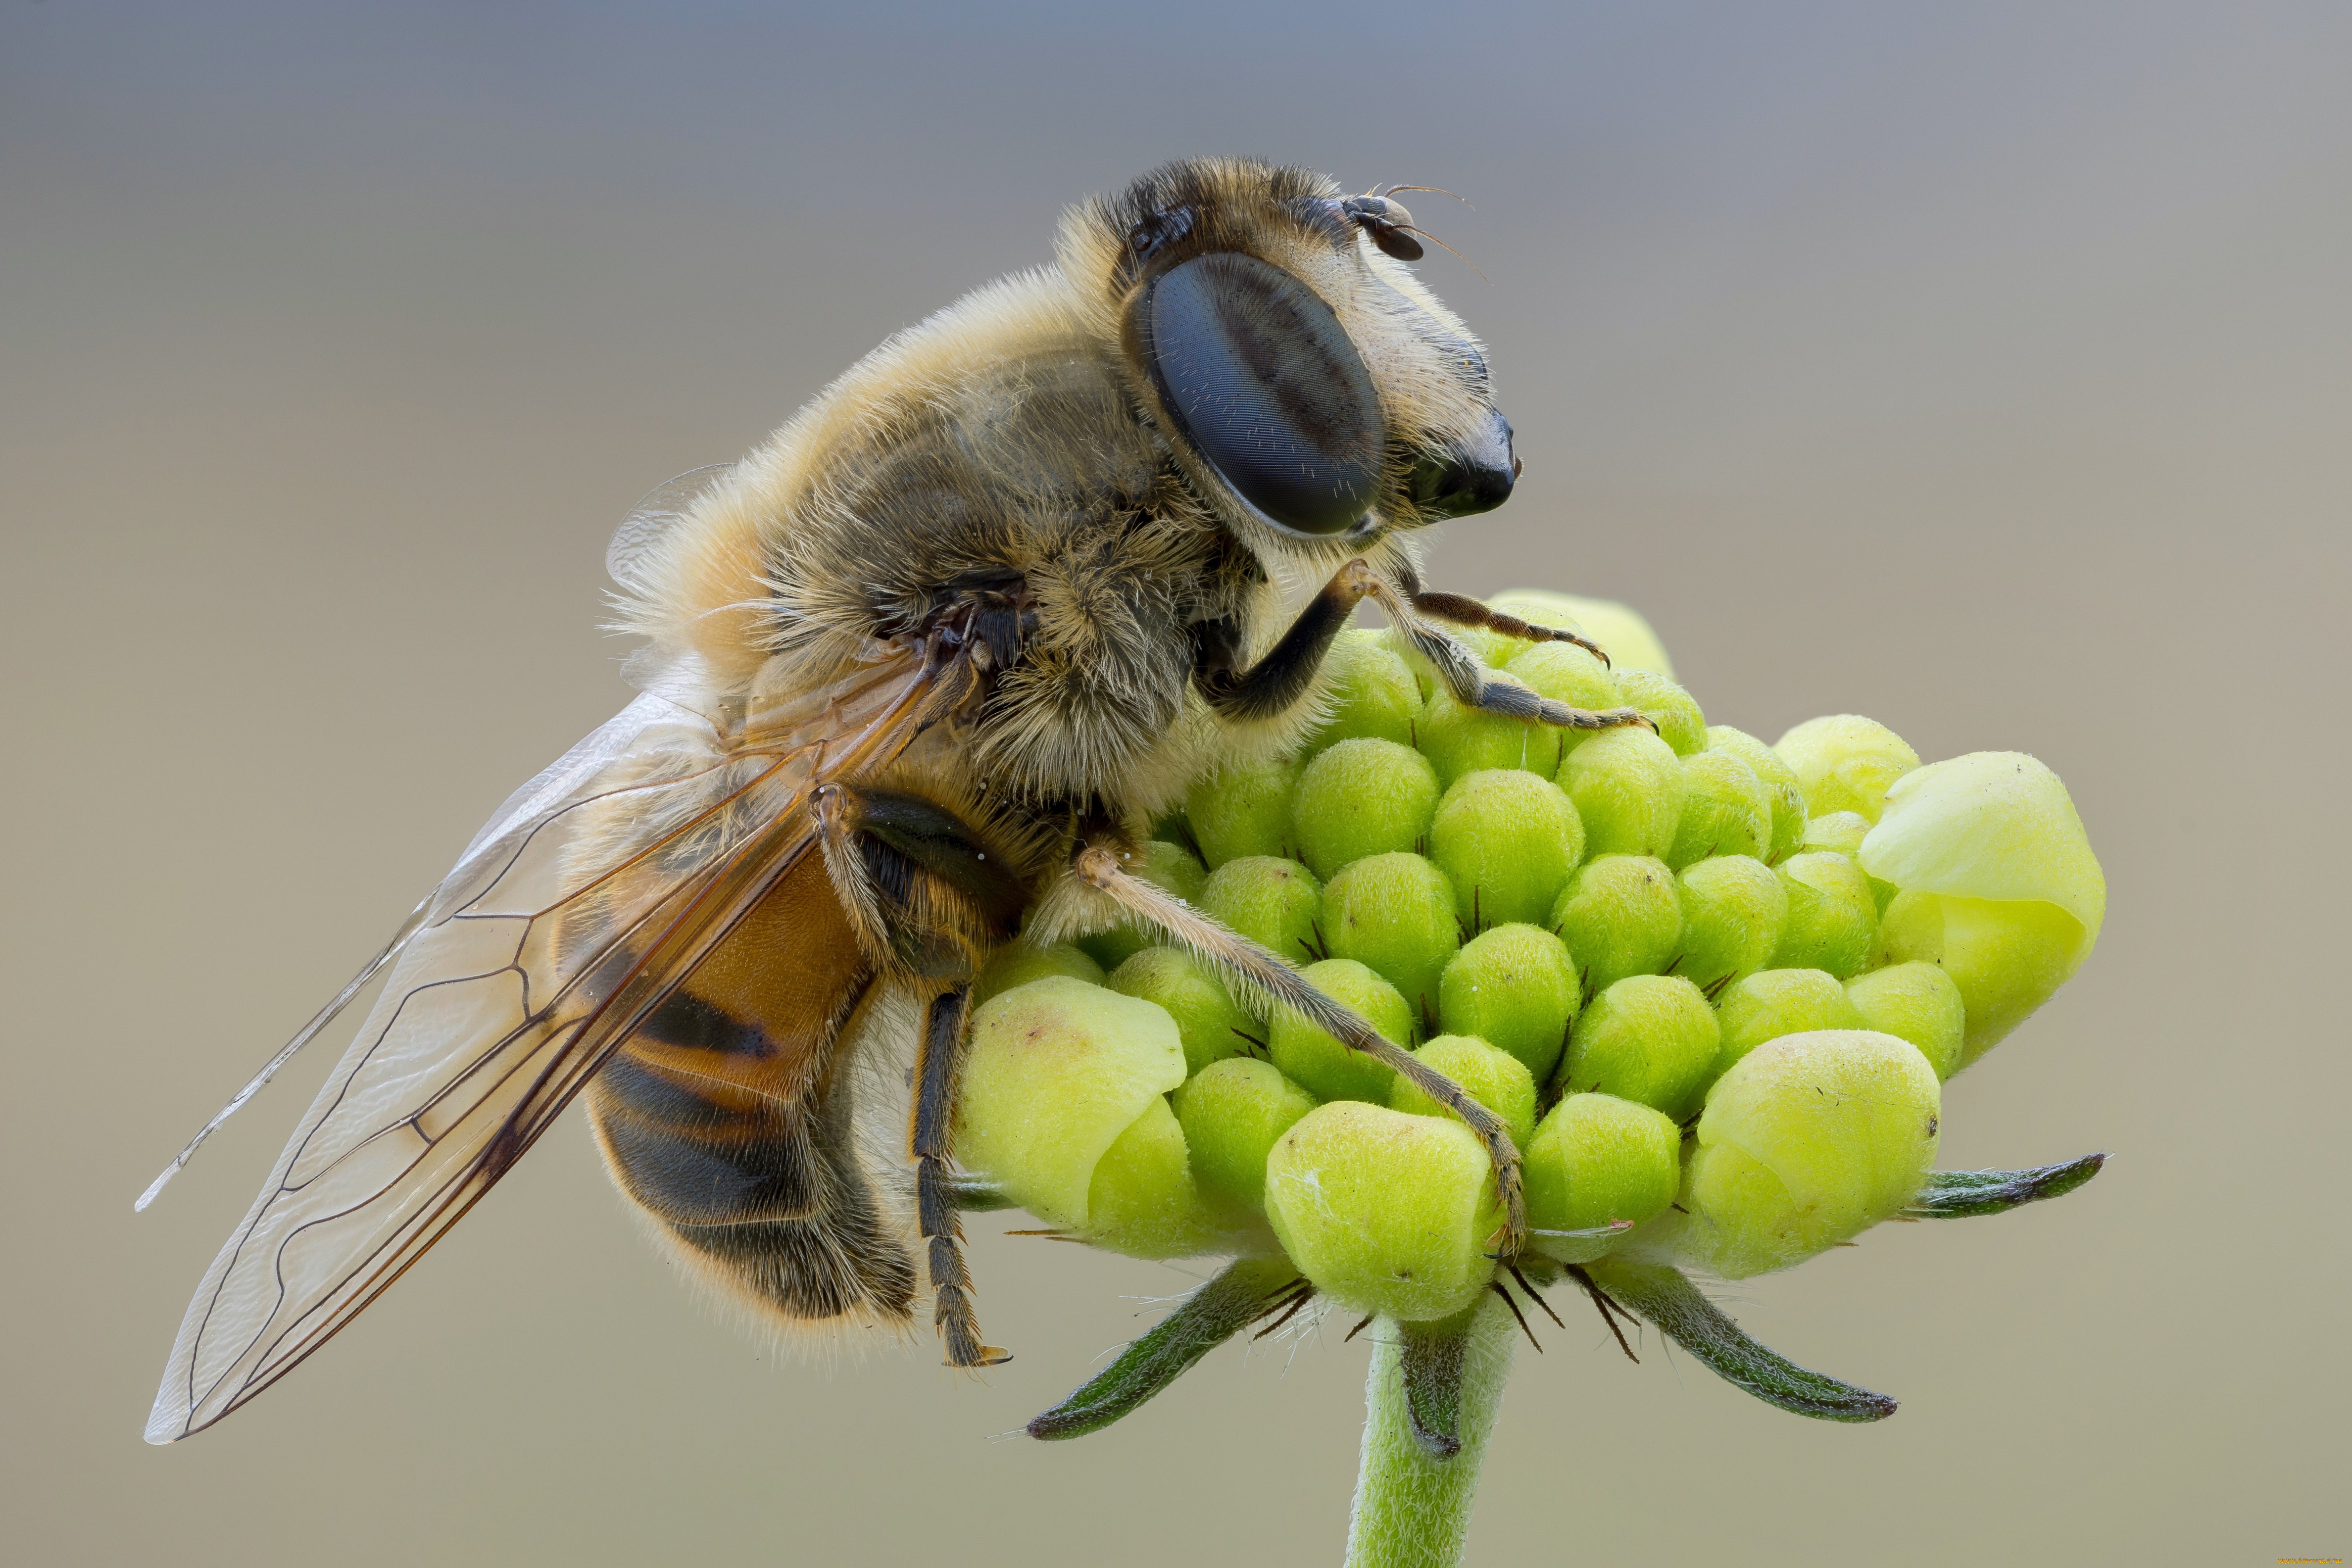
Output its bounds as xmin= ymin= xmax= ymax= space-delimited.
xmin=1046 ymin=834 xmax=1527 ymax=1256
xmin=814 ymin=783 xmax=1018 ymax=1368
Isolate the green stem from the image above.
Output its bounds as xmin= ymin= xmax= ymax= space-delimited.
xmin=1343 ymin=1294 xmax=1518 ymax=1568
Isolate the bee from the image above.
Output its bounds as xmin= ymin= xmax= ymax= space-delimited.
xmin=140 ymin=157 xmax=1650 ymax=1443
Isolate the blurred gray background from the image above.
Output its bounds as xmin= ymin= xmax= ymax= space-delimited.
xmin=3 ymin=3 xmax=2345 ymax=1564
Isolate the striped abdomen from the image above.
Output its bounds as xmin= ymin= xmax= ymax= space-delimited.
xmin=583 ymin=846 xmax=917 ymax=1326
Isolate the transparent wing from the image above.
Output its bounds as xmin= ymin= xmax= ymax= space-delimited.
xmin=606 ymin=464 xmax=733 ymax=590
xmin=147 ymin=639 xmax=971 ymax=1443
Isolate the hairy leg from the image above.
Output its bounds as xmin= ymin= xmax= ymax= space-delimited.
xmin=813 ymin=782 xmax=1023 ymax=1366
xmin=1036 ymin=833 xmax=1527 ymax=1255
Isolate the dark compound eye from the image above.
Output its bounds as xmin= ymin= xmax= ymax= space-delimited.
xmin=1144 ymin=252 xmax=1384 ymax=537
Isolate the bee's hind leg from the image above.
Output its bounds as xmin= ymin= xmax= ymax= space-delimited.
xmin=914 ymin=985 xmax=1009 ymax=1368
xmin=1048 ymin=835 xmax=1527 ymax=1256
xmin=814 ymin=783 xmax=1018 ymax=1368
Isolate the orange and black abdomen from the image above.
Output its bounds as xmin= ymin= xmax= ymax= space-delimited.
xmin=583 ymin=845 xmax=917 ymax=1325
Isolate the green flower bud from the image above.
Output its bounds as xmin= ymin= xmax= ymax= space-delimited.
xmin=1671 ymin=1030 xmax=1941 ymax=1278
xmin=1377 ymin=627 xmax=1439 ymax=703
xmin=1485 ymin=589 xmax=1677 ymax=679
xmin=1420 ymin=677 xmax=1561 ymax=787
xmin=1428 ymin=768 xmax=1584 ymax=932
xmin=1613 ymin=668 xmax=1707 ymax=757
xmin=1388 ymin=1034 xmax=1538 ymax=1150
xmin=1437 ymin=923 xmax=1580 ymax=1083
xmin=1801 ymin=810 xmax=1870 ymax=858
xmin=1860 ymin=751 xmax=2104 ymax=1067
xmin=1768 ymin=851 xmax=1878 ymax=978
xmin=1079 ymin=839 xmax=1209 ymax=969
xmin=1799 ymin=810 xmax=1900 ymax=915
xmin=955 ymin=977 xmax=1187 ymax=1231
xmin=1106 ymin=946 xmax=1258 ymax=1077
xmin=1674 ymin=854 xmax=1788 ymax=992
xmin=1524 ymin=1092 xmax=1681 ymax=1263
xmin=1558 ymin=974 xmax=1721 ymax=1120
xmin=1843 ymin=962 xmax=1966 ymax=1080
xmin=1773 ymin=715 xmax=1919 ymax=824
xmin=1171 ymin=1057 xmax=1320 ymax=1213
xmin=1081 ymin=1095 xmax=1259 ymax=1258
xmin=971 ymin=940 xmax=1104 ymax=1007
xmin=1551 ymin=854 xmax=1683 ymax=993
xmin=1292 ymin=737 xmax=1441 ymax=880
xmin=1184 ymin=756 xmax=1301 ymax=868
xmin=1666 ymin=749 xmax=1773 ymax=870
xmin=1198 ymin=855 xmax=1323 ymax=967
xmin=1503 ymin=641 xmax=1621 ymax=762
xmin=1269 ymin=958 xmax=1416 ymax=1103
xmin=1714 ymin=968 xmax=1865 ymax=1075
xmin=1302 ymin=630 xmax=1423 ymax=757
xmin=1558 ymin=724 xmax=1685 ymax=860
xmin=1322 ymin=852 xmax=1463 ymax=1023
xmin=1707 ymin=724 xmax=1808 ymax=865
xmin=1265 ymin=1102 xmax=1501 ymax=1322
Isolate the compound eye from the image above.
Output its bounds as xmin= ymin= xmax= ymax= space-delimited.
xmin=1145 ymin=252 xmax=1383 ymax=536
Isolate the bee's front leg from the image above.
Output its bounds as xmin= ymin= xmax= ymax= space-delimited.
xmin=1369 ymin=565 xmax=1656 ymax=738
xmin=1041 ymin=833 xmax=1527 ymax=1257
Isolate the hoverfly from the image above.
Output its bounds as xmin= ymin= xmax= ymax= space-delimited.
xmin=143 ymin=158 xmax=1647 ymax=1442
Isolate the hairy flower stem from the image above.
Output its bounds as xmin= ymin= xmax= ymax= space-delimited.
xmin=1344 ymin=1294 xmax=1518 ymax=1568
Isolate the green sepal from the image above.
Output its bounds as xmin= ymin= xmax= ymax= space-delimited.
xmin=1398 ymin=1306 xmax=1483 ymax=1459
xmin=1585 ymin=1259 xmax=1898 ymax=1422
xmin=1904 ymin=1153 xmax=2107 ymax=1218
xmin=1026 ymin=1256 xmax=1298 ymax=1440
xmin=945 ymin=1174 xmax=1018 ymax=1212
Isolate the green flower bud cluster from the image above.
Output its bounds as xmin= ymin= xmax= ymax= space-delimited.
xmin=954 ymin=593 xmax=2107 ymax=1322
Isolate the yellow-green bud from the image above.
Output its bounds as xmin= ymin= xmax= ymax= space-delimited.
xmin=1842 ymin=962 xmax=1966 ymax=1080
xmin=1437 ymin=923 xmax=1580 ymax=1082
xmin=1485 ymin=589 xmax=1676 ymax=679
xmin=1198 ymin=855 xmax=1323 ymax=967
xmin=1707 ymin=724 xmax=1808 ymax=865
xmin=1524 ymin=1092 xmax=1681 ymax=1263
xmin=1184 ymin=756 xmax=1301 ymax=868
xmin=1291 ymin=737 xmax=1441 ymax=880
xmin=1420 ymin=677 xmax=1561 ymax=787
xmin=1388 ymin=1034 xmax=1538 ymax=1150
xmin=971 ymin=940 xmax=1104 ymax=1007
xmin=1106 ymin=946 xmax=1258 ymax=1077
xmin=1504 ymin=641 xmax=1621 ymax=762
xmin=1671 ymin=1030 xmax=1941 ymax=1278
xmin=1801 ymin=810 xmax=1870 ymax=858
xmin=1265 ymin=1102 xmax=1501 ymax=1322
xmin=1558 ymin=724 xmax=1685 ymax=860
xmin=1768 ymin=850 xmax=1878 ymax=978
xmin=1559 ymin=974 xmax=1721 ymax=1120
xmin=1322 ymin=852 xmax=1462 ymax=1023
xmin=955 ymin=977 xmax=1186 ymax=1231
xmin=1773 ymin=715 xmax=1919 ymax=824
xmin=1861 ymin=751 xmax=2105 ymax=1067
xmin=1714 ymin=968 xmax=1865 ymax=1075
xmin=1302 ymin=630 xmax=1423 ymax=757
xmin=1171 ymin=1057 xmax=1320 ymax=1213
xmin=1551 ymin=854 xmax=1682 ymax=993
xmin=1081 ymin=1095 xmax=1258 ymax=1258
xmin=1428 ymin=768 xmax=1584 ymax=931
xmin=1666 ymin=748 xmax=1773 ymax=870
xmin=1613 ymin=668 xmax=1707 ymax=757
xmin=1080 ymin=839 xmax=1209 ymax=969
xmin=1674 ymin=854 xmax=1788 ymax=992
xmin=1269 ymin=958 xmax=1415 ymax=1103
